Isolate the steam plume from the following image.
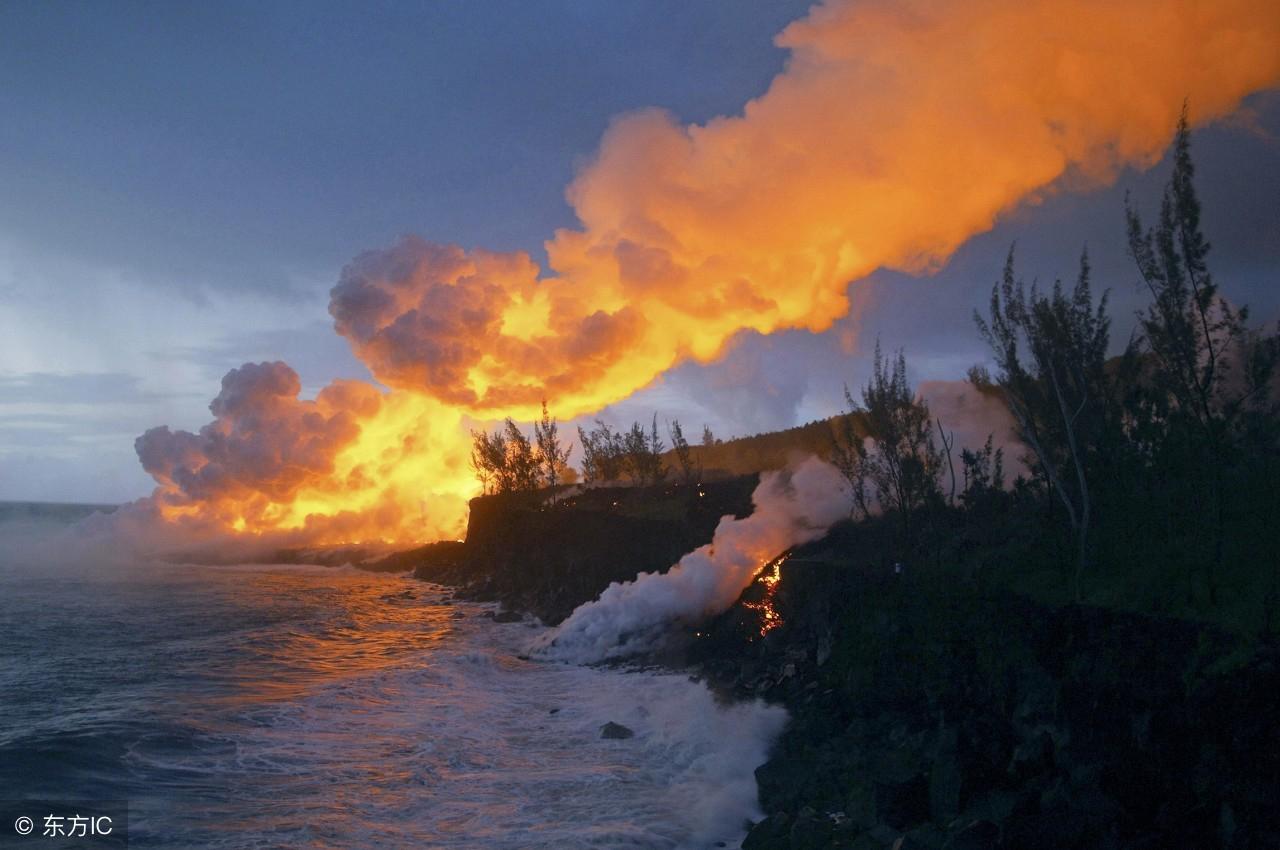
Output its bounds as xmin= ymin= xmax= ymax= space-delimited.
xmin=331 ymin=0 xmax=1280 ymax=419
xmin=136 ymin=362 xmax=476 ymax=544
xmin=918 ymin=379 xmax=1026 ymax=476
xmin=537 ymin=457 xmax=851 ymax=662
xmin=137 ymin=0 xmax=1279 ymax=544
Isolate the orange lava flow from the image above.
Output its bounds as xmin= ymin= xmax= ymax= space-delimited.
xmin=743 ymin=555 xmax=789 ymax=638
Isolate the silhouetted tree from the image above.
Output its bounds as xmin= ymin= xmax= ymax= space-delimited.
xmin=846 ymin=342 xmax=942 ymax=537
xmin=534 ymin=400 xmax=573 ymax=498
xmin=936 ymin=418 xmax=956 ymax=506
xmin=1126 ymin=107 xmax=1263 ymax=435
xmin=668 ymin=419 xmax=700 ymax=484
xmin=830 ymin=410 xmax=873 ymax=520
xmin=959 ymin=434 xmax=1005 ymax=509
xmin=470 ymin=428 xmax=509 ymax=494
xmin=623 ymin=415 xmax=666 ymax=486
xmin=1124 ymin=107 xmax=1278 ymax=598
xmin=503 ymin=419 xmax=539 ymax=493
xmin=648 ymin=415 xmax=667 ymax=484
xmin=577 ymin=420 xmax=626 ymax=484
xmin=974 ymin=248 xmax=1110 ymax=599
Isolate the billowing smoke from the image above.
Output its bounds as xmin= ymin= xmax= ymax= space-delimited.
xmin=134 ymin=361 xmax=477 ymax=545
xmin=132 ymin=0 xmax=1279 ymax=545
xmin=137 ymin=362 xmax=376 ymax=507
xmin=918 ymin=379 xmax=1026 ymax=479
xmin=329 ymin=0 xmax=1280 ymax=421
xmin=536 ymin=457 xmax=851 ymax=662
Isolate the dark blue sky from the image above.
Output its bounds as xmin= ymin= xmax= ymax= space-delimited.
xmin=0 ymin=1 xmax=1276 ymax=502
xmin=0 ymin=1 xmax=809 ymax=294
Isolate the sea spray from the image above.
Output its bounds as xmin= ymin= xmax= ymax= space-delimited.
xmin=537 ymin=456 xmax=851 ymax=662
xmin=1 ymin=531 xmax=789 ymax=849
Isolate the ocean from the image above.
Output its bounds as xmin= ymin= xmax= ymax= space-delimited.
xmin=0 ymin=503 xmax=786 ymax=849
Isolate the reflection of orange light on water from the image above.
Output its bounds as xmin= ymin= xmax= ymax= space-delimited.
xmin=743 ymin=554 xmax=788 ymax=638
xmin=192 ymin=570 xmax=459 ymax=709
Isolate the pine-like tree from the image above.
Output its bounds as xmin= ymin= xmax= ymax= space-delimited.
xmin=846 ymin=341 xmax=942 ymax=537
xmin=974 ymin=248 xmax=1110 ymax=599
xmin=534 ymin=400 xmax=573 ymax=499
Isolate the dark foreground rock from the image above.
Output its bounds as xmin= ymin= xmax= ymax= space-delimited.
xmin=378 ymin=478 xmax=1277 ymax=848
xmin=689 ymin=548 xmax=1280 ymax=850
xmin=600 ymin=721 xmax=635 ymax=740
xmin=409 ymin=478 xmax=757 ymax=624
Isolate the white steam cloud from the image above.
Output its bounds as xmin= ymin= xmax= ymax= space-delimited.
xmin=537 ymin=456 xmax=851 ymax=662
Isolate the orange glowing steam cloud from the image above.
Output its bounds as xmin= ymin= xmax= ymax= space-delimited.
xmin=135 ymin=362 xmax=477 ymax=545
xmin=138 ymin=0 xmax=1280 ymax=546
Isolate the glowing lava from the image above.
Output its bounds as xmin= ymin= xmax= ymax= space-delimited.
xmin=743 ymin=554 xmax=789 ymax=638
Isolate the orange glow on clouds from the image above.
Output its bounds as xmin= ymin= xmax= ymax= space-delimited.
xmin=138 ymin=364 xmax=476 ymax=544
xmin=138 ymin=0 xmax=1280 ymax=546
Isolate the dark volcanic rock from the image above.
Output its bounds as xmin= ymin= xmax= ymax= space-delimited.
xmin=697 ymin=543 xmax=1280 ymax=850
xmin=599 ymin=721 xmax=635 ymax=740
xmin=493 ymin=610 xmax=523 ymax=623
xmin=943 ymin=819 xmax=1000 ymax=850
xmin=367 ymin=540 xmax=466 ymax=573
xmin=786 ymin=807 xmax=831 ymax=849
xmin=875 ymin=772 xmax=930 ymax=831
xmin=385 ymin=469 xmax=1278 ymax=850
xmin=412 ymin=477 xmax=756 ymax=624
xmin=742 ymin=813 xmax=789 ymax=849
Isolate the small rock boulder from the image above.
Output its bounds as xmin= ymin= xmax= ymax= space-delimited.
xmin=493 ymin=610 xmax=523 ymax=623
xmin=600 ymin=721 xmax=635 ymax=739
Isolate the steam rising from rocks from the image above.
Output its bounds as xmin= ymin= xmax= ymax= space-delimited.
xmin=537 ymin=457 xmax=851 ymax=662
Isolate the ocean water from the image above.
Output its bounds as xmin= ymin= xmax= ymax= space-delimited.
xmin=0 ymin=504 xmax=786 ymax=849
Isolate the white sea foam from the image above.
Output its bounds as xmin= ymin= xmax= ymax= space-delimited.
xmin=5 ymin=508 xmax=791 ymax=847
xmin=118 ymin=582 xmax=786 ymax=849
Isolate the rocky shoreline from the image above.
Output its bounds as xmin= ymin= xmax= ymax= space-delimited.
xmin=392 ymin=485 xmax=1279 ymax=849
xmin=697 ymin=555 xmax=1279 ymax=849
xmin=404 ymin=477 xmax=757 ymax=625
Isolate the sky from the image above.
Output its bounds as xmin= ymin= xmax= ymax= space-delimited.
xmin=1 ymin=1 xmax=1277 ymax=504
